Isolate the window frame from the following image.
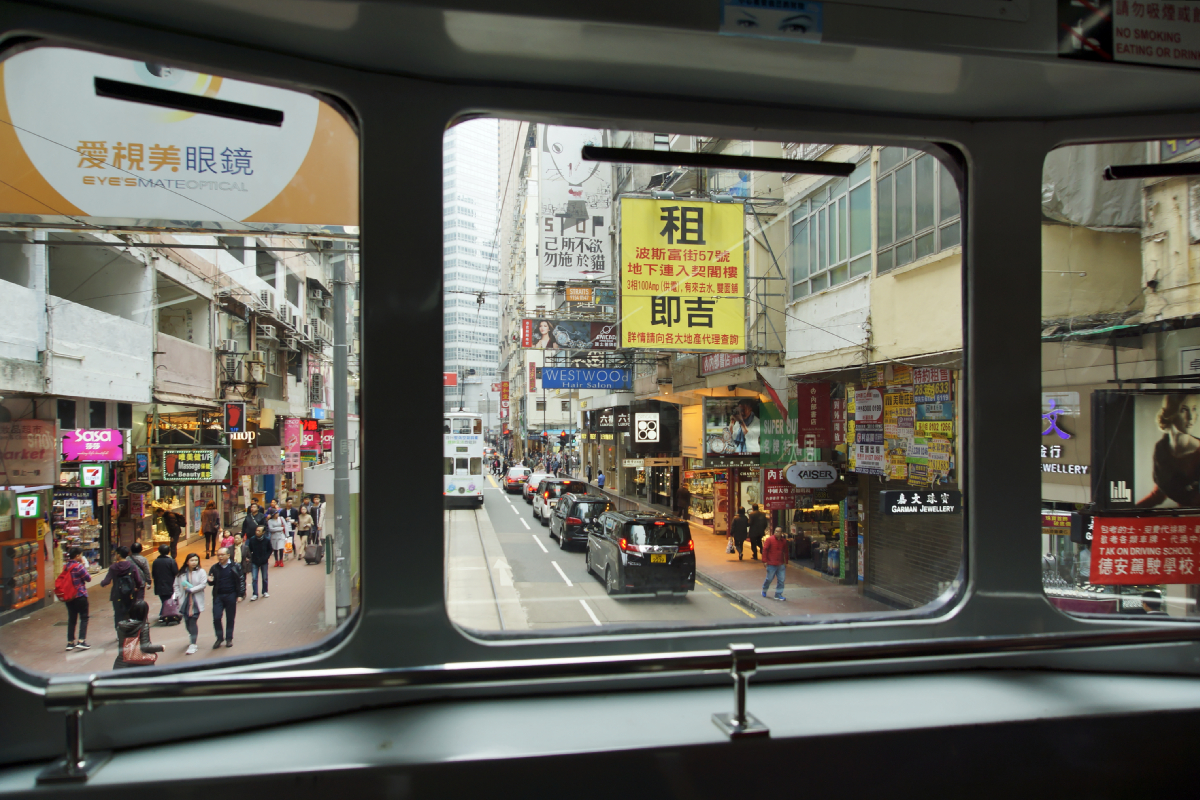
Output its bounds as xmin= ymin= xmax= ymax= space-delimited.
xmin=876 ymin=147 xmax=962 ymax=275
xmin=790 ymin=159 xmax=872 ymax=300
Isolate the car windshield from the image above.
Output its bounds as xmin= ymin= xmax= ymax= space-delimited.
xmin=507 ymin=469 xmax=526 ymax=478
xmin=576 ymin=501 xmax=609 ymax=521
xmin=627 ymin=522 xmax=691 ymax=547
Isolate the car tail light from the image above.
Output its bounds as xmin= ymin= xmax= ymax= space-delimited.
xmin=618 ymin=538 xmax=641 ymax=554
xmin=567 ymin=517 xmax=582 ymax=526
xmin=543 ymin=490 xmax=551 ymax=499
xmin=678 ymin=539 xmax=695 ymax=553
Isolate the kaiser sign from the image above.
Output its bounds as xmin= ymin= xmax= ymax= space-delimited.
xmin=785 ymin=461 xmax=838 ymax=488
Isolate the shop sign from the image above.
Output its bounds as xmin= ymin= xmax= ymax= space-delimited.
xmin=541 ymin=368 xmax=629 ymax=390
xmin=763 ymin=466 xmax=797 ymax=509
xmin=832 ymin=395 xmax=847 ymax=445
xmin=62 ymin=428 xmax=125 ymax=461
xmin=0 ymin=420 xmax=57 ymax=486
xmin=321 ymin=430 xmax=334 ymax=450
xmin=888 ymin=364 xmax=912 ymax=385
xmin=162 ymin=449 xmax=217 ymax=481
xmin=644 ymin=457 xmax=683 ymax=467
xmin=521 ymin=319 xmax=618 ymax=351
xmin=881 ymin=490 xmax=961 ymax=515
xmin=565 ymin=287 xmax=594 ymax=303
xmin=854 ymin=444 xmax=886 ymax=476
xmin=16 ymin=494 xmax=40 ymax=517
xmin=79 ymin=464 xmax=106 ymax=488
xmin=860 ymin=366 xmax=885 ymax=388
xmin=700 ymin=352 xmax=748 ymax=375
xmin=760 ymin=390 xmax=798 ymax=464
xmin=784 ymin=461 xmax=837 ymax=488
xmin=616 ymin=409 xmax=631 ymax=430
xmin=223 ymin=402 xmax=247 ymax=433
xmin=916 ymin=402 xmax=954 ymax=421
xmin=127 ymin=480 xmax=153 ymax=494
xmin=283 ymin=418 xmax=302 ymax=454
xmin=620 ymin=198 xmax=746 ymax=351
xmin=500 ymin=381 xmax=510 ymax=420
xmin=798 ymin=383 xmax=831 ymax=450
xmin=1042 ymin=510 xmax=1074 ymax=536
xmin=529 ymin=361 xmax=537 ymax=393
xmin=623 ymin=458 xmax=645 ymax=468
xmin=598 ymin=407 xmax=615 ymax=430
xmin=135 ymin=451 xmax=150 ymax=480
xmin=300 ymin=450 xmax=319 ymax=465
xmin=853 ymin=389 xmax=883 ymax=422
xmin=1091 ymin=517 xmax=1200 ymax=585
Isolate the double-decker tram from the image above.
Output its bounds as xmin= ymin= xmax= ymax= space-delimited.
xmin=443 ymin=413 xmax=484 ymax=508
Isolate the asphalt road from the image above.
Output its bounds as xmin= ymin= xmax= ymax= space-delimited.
xmin=449 ymin=477 xmax=757 ymax=631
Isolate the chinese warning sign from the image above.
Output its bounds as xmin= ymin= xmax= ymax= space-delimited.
xmin=1091 ymin=516 xmax=1200 ymax=584
xmin=620 ymin=198 xmax=745 ymax=351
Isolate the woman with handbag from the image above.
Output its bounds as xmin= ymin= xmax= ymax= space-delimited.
xmin=112 ymin=600 xmax=164 ymax=669
xmin=174 ymin=553 xmax=207 ymax=655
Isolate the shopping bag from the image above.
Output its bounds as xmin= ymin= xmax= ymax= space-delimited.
xmin=285 ymin=540 xmax=293 ymax=553
xmin=725 ymin=537 xmax=736 ymax=555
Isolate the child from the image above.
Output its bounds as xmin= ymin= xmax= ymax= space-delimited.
xmin=220 ymin=529 xmax=235 ymax=553
xmin=112 ymin=600 xmax=164 ymax=669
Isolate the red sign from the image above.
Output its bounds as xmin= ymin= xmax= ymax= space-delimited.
xmin=797 ymin=382 xmax=831 ymax=450
xmin=831 ymin=396 xmax=847 ymax=445
xmin=300 ymin=418 xmax=320 ymax=448
xmin=700 ymin=352 xmax=747 ymax=375
xmin=762 ymin=466 xmax=796 ymax=510
xmin=491 ymin=383 xmax=501 ymax=393
xmin=443 ymin=371 xmax=458 ymax=387
xmin=1091 ymin=517 xmax=1200 ymax=585
xmin=529 ymin=361 xmax=537 ymax=393
xmin=500 ymin=381 xmax=510 ymax=419
xmin=321 ymin=430 xmax=334 ymax=450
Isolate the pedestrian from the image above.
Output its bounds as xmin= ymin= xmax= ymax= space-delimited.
xmin=747 ymin=504 xmax=768 ymax=561
xmin=206 ymin=546 xmax=245 ymax=649
xmin=586 ymin=463 xmax=593 ymax=482
xmin=234 ymin=532 xmax=252 ymax=577
xmin=676 ymin=481 xmax=691 ymax=519
xmin=296 ymin=504 xmax=314 ymax=553
xmin=282 ymin=498 xmax=300 ymax=538
xmin=201 ymin=500 xmax=221 ymax=558
xmin=597 ymin=469 xmax=605 ymax=489
xmin=151 ymin=544 xmax=178 ymax=621
xmin=730 ymin=507 xmax=749 ymax=561
xmin=220 ymin=528 xmax=235 ymax=554
xmin=761 ymin=526 xmax=789 ymax=602
xmin=156 ymin=507 xmax=185 ymax=559
xmin=62 ymin=547 xmax=91 ymax=651
xmin=129 ymin=541 xmax=151 ymax=587
xmin=174 ymin=553 xmax=207 ymax=655
xmin=112 ymin=600 xmax=163 ymax=669
xmin=240 ymin=502 xmax=265 ymax=540
xmin=311 ymin=495 xmax=326 ymax=539
xmin=267 ymin=509 xmax=287 ymax=567
xmin=247 ymin=525 xmax=272 ymax=600
xmin=100 ymin=545 xmax=144 ymax=640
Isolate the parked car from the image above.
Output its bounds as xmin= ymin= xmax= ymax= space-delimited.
xmin=503 ymin=466 xmax=532 ymax=494
xmin=548 ymin=493 xmax=611 ymax=549
xmin=523 ymin=472 xmax=551 ymax=503
xmin=585 ymin=510 xmax=695 ymax=595
xmin=533 ymin=478 xmax=589 ymax=523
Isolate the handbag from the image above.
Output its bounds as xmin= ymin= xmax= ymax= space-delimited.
xmin=121 ymin=632 xmax=158 ymax=665
xmin=725 ymin=537 xmax=736 ymax=555
xmin=161 ymin=595 xmax=181 ymax=618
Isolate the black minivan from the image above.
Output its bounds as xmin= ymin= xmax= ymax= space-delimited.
xmin=585 ymin=510 xmax=695 ymax=595
xmin=548 ymin=493 xmax=611 ymax=550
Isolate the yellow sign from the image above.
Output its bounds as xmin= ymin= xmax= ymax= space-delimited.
xmin=620 ymin=198 xmax=744 ymax=351
xmin=916 ymin=420 xmax=954 ymax=438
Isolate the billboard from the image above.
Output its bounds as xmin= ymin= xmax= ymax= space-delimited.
xmin=541 ymin=368 xmax=629 ymax=390
xmin=1093 ymin=390 xmax=1200 ymax=512
xmin=62 ymin=429 xmax=124 ymax=461
xmin=161 ymin=448 xmax=231 ymax=482
xmin=537 ymin=125 xmax=612 ymax=282
xmin=620 ymin=198 xmax=745 ymax=351
xmin=0 ymin=47 xmax=357 ymax=228
xmin=521 ymin=319 xmax=618 ymax=350
xmin=705 ymin=398 xmax=761 ymax=458
xmin=0 ymin=420 xmax=57 ymax=486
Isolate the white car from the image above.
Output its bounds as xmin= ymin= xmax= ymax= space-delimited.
xmin=523 ymin=472 xmax=551 ymax=505
xmin=533 ymin=478 xmax=589 ymax=524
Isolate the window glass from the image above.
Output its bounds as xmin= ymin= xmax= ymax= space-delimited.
xmin=940 ymin=162 xmax=961 ymax=222
xmin=470 ymin=457 xmax=482 ymax=474
xmin=446 ymin=122 xmax=964 ymax=636
xmin=941 ymin=221 xmax=961 ymax=249
xmin=444 ymin=458 xmax=454 ymax=475
xmin=0 ymin=46 xmax=361 ymax=676
xmin=915 ymin=155 xmax=936 ymax=232
xmin=895 ymin=163 xmax=913 ymax=239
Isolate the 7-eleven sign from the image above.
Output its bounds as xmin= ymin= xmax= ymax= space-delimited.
xmin=80 ymin=464 xmax=105 ymax=488
xmin=16 ymin=495 xmax=39 ymax=518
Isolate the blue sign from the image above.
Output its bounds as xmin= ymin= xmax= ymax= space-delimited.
xmin=915 ymin=402 xmax=954 ymax=421
xmin=540 ymin=368 xmax=630 ymax=390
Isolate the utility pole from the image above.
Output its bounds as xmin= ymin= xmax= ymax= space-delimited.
xmin=331 ymin=249 xmax=351 ymax=622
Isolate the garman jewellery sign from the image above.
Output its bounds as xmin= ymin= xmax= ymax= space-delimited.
xmin=880 ymin=490 xmax=962 ymax=515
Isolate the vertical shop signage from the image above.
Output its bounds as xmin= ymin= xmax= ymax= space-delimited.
xmin=223 ymin=401 xmax=246 ymax=433
xmin=762 ymin=466 xmax=796 ymax=509
xmin=620 ymin=198 xmax=746 ymax=351
xmin=499 ymin=381 xmax=510 ymax=420
xmin=831 ymin=393 xmax=847 ymax=445
xmin=760 ymin=387 xmax=798 ymax=465
xmin=797 ymin=382 xmax=831 ymax=452
xmin=529 ymin=361 xmax=537 ymax=393
xmin=1091 ymin=517 xmax=1200 ymax=585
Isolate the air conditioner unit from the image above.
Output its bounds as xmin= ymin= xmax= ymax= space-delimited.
xmin=258 ymin=290 xmax=275 ymax=314
xmin=322 ymin=297 xmax=333 ymax=310
xmin=279 ymin=304 xmax=291 ymax=324
xmin=301 ymin=324 xmax=313 ymax=341
xmin=308 ymin=288 xmax=323 ymax=301
xmin=255 ymin=324 xmax=277 ymax=341
xmin=283 ymin=336 xmax=300 ymax=351
xmin=247 ymin=362 xmax=267 ymax=385
xmin=244 ymin=350 xmax=265 ymax=363
xmin=222 ymin=354 xmax=239 ymax=382
xmin=218 ymin=339 xmax=238 ymax=353
xmin=309 ymin=375 xmax=323 ymax=404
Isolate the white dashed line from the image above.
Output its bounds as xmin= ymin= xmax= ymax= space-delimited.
xmin=579 ymin=599 xmax=602 ymax=626
xmin=532 ymin=533 xmax=547 ymax=551
xmin=520 ymin=517 xmax=531 ymax=530
xmin=551 ymin=561 xmax=573 ymax=586
xmin=511 ymin=504 xmax=520 ymax=515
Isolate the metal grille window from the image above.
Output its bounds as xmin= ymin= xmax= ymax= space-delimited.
xmin=876 ymin=147 xmax=961 ymax=274
xmin=790 ymin=159 xmax=871 ymax=300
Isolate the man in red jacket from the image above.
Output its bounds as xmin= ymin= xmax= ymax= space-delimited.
xmin=760 ymin=526 xmax=788 ymax=602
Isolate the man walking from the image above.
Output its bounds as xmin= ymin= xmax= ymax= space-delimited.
xmin=156 ymin=507 xmax=185 ymax=559
xmin=240 ymin=502 xmax=265 ymax=540
xmin=151 ymin=543 xmax=178 ymax=620
xmin=747 ymin=504 xmax=768 ymax=561
xmin=207 ymin=546 xmax=245 ymax=648
xmin=246 ymin=525 xmax=273 ymax=600
xmin=100 ymin=546 xmax=144 ymax=639
xmin=597 ymin=469 xmax=605 ymax=489
xmin=675 ymin=481 xmax=691 ymax=519
xmin=730 ymin=507 xmax=749 ymax=561
xmin=761 ymin=526 xmax=789 ymax=602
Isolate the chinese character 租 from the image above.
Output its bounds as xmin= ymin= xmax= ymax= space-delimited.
xmin=658 ymin=206 xmax=706 ymax=245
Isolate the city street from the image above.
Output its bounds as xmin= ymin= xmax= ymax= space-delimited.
xmin=447 ymin=476 xmax=757 ymax=631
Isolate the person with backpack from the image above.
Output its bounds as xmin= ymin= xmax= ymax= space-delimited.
xmin=207 ymin=546 xmax=245 ymax=648
xmin=58 ymin=547 xmax=91 ymax=651
xmin=100 ymin=546 xmax=145 ymax=640
xmin=174 ymin=553 xmax=207 ymax=655
xmin=240 ymin=502 xmax=265 ymax=540
xmin=112 ymin=600 xmax=163 ymax=670
xmin=129 ymin=541 xmax=151 ymax=587
xmin=151 ymin=544 xmax=179 ymax=621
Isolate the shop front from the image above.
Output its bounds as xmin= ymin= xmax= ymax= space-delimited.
xmin=1 ymin=488 xmax=49 ymax=614
xmin=626 ymin=399 xmax=681 ymax=512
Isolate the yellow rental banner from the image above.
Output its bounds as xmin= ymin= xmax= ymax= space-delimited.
xmin=620 ymin=198 xmax=745 ymax=351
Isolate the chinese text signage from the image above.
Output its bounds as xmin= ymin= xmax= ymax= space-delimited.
xmin=537 ymin=125 xmax=613 ymax=282
xmin=161 ymin=449 xmax=217 ymax=482
xmin=0 ymin=420 xmax=57 ymax=486
xmin=699 ymin=352 xmax=748 ymax=375
xmin=762 ymin=467 xmax=797 ymax=510
xmin=1091 ymin=516 xmax=1200 ymax=584
xmin=620 ymin=198 xmax=745 ymax=351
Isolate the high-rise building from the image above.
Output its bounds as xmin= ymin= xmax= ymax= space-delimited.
xmin=443 ymin=119 xmax=500 ymax=418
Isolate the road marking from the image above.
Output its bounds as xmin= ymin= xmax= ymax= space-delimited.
xmin=504 ymin=495 xmax=512 ymax=504
xmin=487 ymin=475 xmax=499 ymax=488
xmin=531 ymin=533 xmax=547 ymax=552
xmin=510 ymin=504 xmax=520 ymax=515
xmin=520 ymin=517 xmax=531 ymax=530
xmin=551 ymin=561 xmax=573 ymax=586
xmin=579 ymin=599 xmax=602 ymax=626
xmin=493 ymin=558 xmax=514 ymax=587
xmin=730 ymin=602 xmax=755 ymax=618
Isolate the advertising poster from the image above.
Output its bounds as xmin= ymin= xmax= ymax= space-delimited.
xmin=1091 ymin=516 xmax=1200 ymax=585
xmin=705 ymin=398 xmax=761 ymax=458
xmin=762 ymin=467 xmax=795 ymax=510
xmin=0 ymin=48 xmax=357 ymax=227
xmin=162 ymin=449 xmax=231 ymax=482
xmin=520 ymin=319 xmax=618 ymax=350
xmin=529 ymin=361 xmax=537 ymax=393
xmin=283 ymin=418 xmax=302 ymax=454
xmin=620 ymin=198 xmax=745 ymax=351
xmin=1094 ymin=390 xmax=1200 ymax=512
xmin=760 ymin=386 xmax=798 ymax=465
xmin=537 ymin=125 xmax=612 ymax=282
xmin=0 ymin=420 xmax=57 ymax=486
xmin=61 ymin=428 xmax=124 ymax=461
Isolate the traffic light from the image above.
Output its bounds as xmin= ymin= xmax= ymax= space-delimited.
xmin=558 ymin=432 xmax=569 ymax=447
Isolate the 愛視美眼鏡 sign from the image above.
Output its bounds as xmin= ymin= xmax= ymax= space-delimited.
xmin=620 ymin=198 xmax=745 ymax=351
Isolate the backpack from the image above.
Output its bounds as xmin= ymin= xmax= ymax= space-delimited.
xmin=54 ymin=567 xmax=78 ymax=602
xmin=115 ymin=569 xmax=138 ymax=602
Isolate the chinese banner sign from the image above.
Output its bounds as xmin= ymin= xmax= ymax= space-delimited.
xmin=537 ymin=126 xmax=613 ymax=282
xmin=529 ymin=361 xmax=537 ymax=393
xmin=0 ymin=420 xmax=57 ymax=486
xmin=1091 ymin=516 xmax=1200 ymax=585
xmin=620 ymin=198 xmax=745 ymax=351
xmin=500 ymin=381 xmax=510 ymax=420
xmin=762 ymin=466 xmax=796 ymax=510
xmin=797 ymin=382 xmax=831 ymax=451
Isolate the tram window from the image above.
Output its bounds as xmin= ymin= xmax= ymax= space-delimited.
xmin=454 ymin=419 xmax=472 ymax=433
xmin=470 ymin=458 xmax=482 ymax=474
xmin=473 ymin=419 xmax=482 ymax=434
xmin=1041 ymin=138 xmax=1200 ymax=622
xmin=444 ymin=458 xmax=454 ymax=475
xmin=0 ymin=45 xmax=362 ymax=676
xmin=456 ymin=458 xmax=469 ymax=471
xmin=445 ymin=119 xmax=966 ymax=635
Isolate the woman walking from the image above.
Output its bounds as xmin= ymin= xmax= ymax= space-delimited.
xmin=201 ymin=500 xmax=221 ymax=559
xmin=63 ymin=547 xmax=91 ymax=651
xmin=174 ymin=553 xmax=207 ymax=655
xmin=267 ymin=509 xmax=287 ymax=567
xmin=295 ymin=505 xmax=314 ymax=556
xmin=112 ymin=600 xmax=163 ymax=669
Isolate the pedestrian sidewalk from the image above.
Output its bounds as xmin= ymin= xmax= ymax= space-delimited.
xmin=0 ymin=543 xmax=331 ymax=675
